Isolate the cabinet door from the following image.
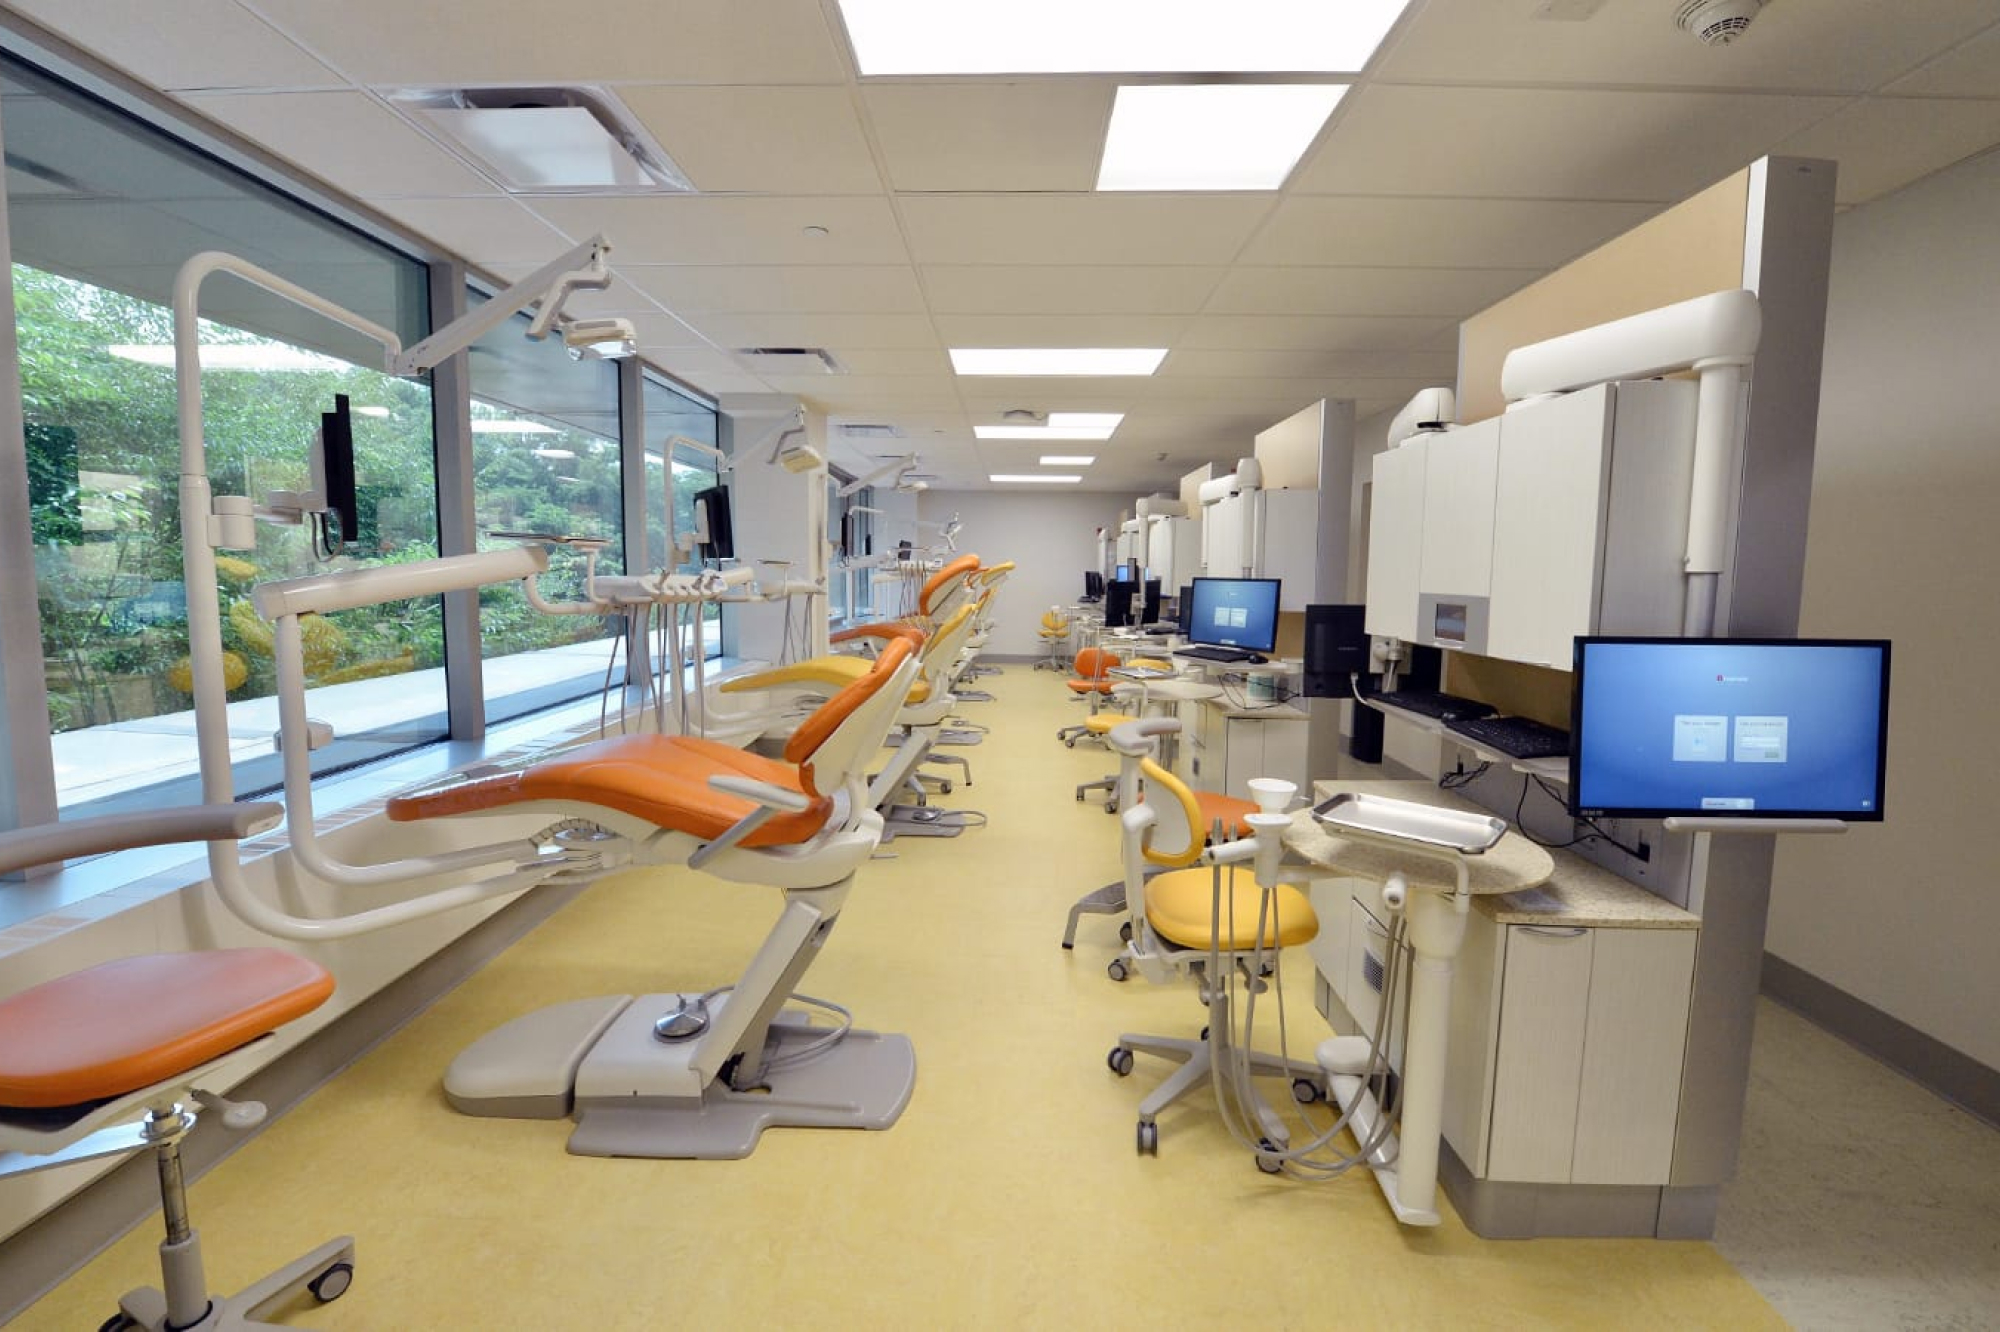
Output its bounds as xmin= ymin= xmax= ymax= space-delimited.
xmin=1363 ymin=440 xmax=1426 ymax=641
xmin=1570 ymin=928 xmax=1697 ymax=1185
xmin=1485 ymin=924 xmax=1593 ymax=1183
xmin=1344 ymin=897 xmax=1411 ymax=1071
xmin=1259 ymin=489 xmax=1320 ymax=610
xmin=1417 ymin=416 xmax=1500 ymax=600
xmin=1486 ymin=387 xmax=1613 ymax=669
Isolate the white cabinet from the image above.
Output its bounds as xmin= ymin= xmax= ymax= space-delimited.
xmin=1471 ymin=923 xmax=1696 ymax=1185
xmin=1363 ymin=439 xmax=1426 ymax=642
xmin=1417 ymin=417 xmax=1500 ymax=600
xmin=1182 ymin=702 xmax=1308 ymax=799
xmin=1485 ymin=380 xmax=1698 ymax=668
xmin=1257 ymin=489 xmax=1320 ymax=611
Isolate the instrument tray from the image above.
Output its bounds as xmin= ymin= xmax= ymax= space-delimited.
xmin=1311 ymin=792 xmax=1507 ymax=855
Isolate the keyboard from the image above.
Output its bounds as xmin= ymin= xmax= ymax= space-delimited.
xmin=1175 ymin=646 xmax=1263 ymax=664
xmin=1443 ymin=715 xmax=1571 ymax=760
xmin=1365 ymin=689 xmax=1496 ymax=723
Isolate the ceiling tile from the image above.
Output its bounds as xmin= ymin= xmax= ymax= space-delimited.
xmin=248 ymin=0 xmax=846 ymax=85
xmin=1773 ymin=96 xmax=2000 ymax=204
xmin=863 ymin=83 xmax=1112 ymax=191
xmin=1177 ymin=314 xmax=1451 ymax=352
xmin=1240 ymin=195 xmax=1659 ymax=268
xmin=180 ymin=91 xmax=492 ymax=198
xmin=623 ymin=312 xmax=714 ymax=349
xmin=1885 ymin=23 xmax=2000 ymax=96
xmin=759 ymin=375 xmax=959 ymax=403
xmin=921 ymin=265 xmax=1225 ymax=315
xmin=682 ymin=311 xmax=939 ymax=350
xmin=527 ymin=196 xmax=912 ymax=265
xmin=616 ymin=86 xmax=883 ymax=195
xmin=928 ymin=313 xmax=1191 ymax=347
xmin=383 ymin=196 xmax=574 ymax=263
xmin=1205 ymin=265 xmax=1537 ymax=317
xmin=480 ymin=270 xmax=664 ymax=318
xmin=897 ymin=194 xmax=1275 ymax=266
xmin=8 ymin=0 xmax=339 ymax=89
xmin=1376 ymin=0 xmax=2000 ymax=94
xmin=646 ymin=346 xmax=752 ymax=380
xmin=828 ymin=348 xmax=953 ymax=375
xmin=621 ymin=265 xmax=926 ymax=314
xmin=1294 ymin=85 xmax=1845 ymax=203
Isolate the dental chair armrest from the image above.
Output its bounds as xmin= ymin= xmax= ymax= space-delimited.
xmin=688 ymin=775 xmax=812 ymax=871
xmin=830 ymin=622 xmax=925 ymax=647
xmin=0 ymin=802 xmax=284 ymax=877
xmin=1105 ymin=717 xmax=1180 ymax=757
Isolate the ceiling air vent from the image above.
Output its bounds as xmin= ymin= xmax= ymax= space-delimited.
xmin=736 ymin=348 xmax=844 ymax=375
xmin=393 ymin=85 xmax=693 ymax=194
xmin=839 ymin=423 xmax=905 ymax=439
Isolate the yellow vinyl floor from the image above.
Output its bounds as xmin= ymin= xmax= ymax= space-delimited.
xmin=20 ymin=667 xmax=1783 ymax=1330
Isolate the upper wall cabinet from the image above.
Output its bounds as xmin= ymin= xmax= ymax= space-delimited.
xmin=1363 ymin=439 xmax=1427 ymax=643
xmin=1487 ymin=380 xmax=1698 ymax=669
xmin=1366 ymin=380 xmax=1698 ymax=670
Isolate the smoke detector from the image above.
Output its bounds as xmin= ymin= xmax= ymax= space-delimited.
xmin=1675 ymin=0 xmax=1765 ymax=45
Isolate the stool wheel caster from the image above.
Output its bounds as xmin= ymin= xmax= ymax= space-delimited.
xmin=1292 ymin=1078 xmax=1324 ymax=1105
xmin=1256 ymin=1141 xmax=1284 ymax=1174
xmin=98 ymin=1316 xmax=139 ymax=1332
xmin=1137 ymin=1120 xmax=1159 ymax=1155
xmin=1106 ymin=958 xmax=1130 ymax=982
xmin=1118 ymin=921 xmax=1133 ymax=943
xmin=310 ymin=1260 xmax=355 ymax=1303
xmin=1108 ymin=1046 xmax=1135 ymax=1076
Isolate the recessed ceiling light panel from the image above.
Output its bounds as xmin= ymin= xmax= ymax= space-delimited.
xmin=1098 ymin=85 xmax=1346 ymax=191
xmin=1040 ymin=455 xmax=1097 ymax=466
xmin=951 ymin=349 xmax=1165 ymax=376
xmin=838 ymin=0 xmax=1411 ymax=75
xmin=990 ymin=473 xmax=1083 ymax=484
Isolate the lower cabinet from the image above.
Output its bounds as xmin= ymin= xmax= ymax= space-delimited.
xmin=1312 ymin=877 xmax=1697 ymax=1188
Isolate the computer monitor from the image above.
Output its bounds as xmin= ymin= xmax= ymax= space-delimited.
xmin=1082 ymin=570 xmax=1104 ymax=600
xmin=1113 ymin=564 xmax=1134 ymax=583
xmin=692 ymin=484 xmax=734 ymax=562
xmin=317 ymin=393 xmax=358 ymax=554
xmin=1175 ymin=584 xmax=1195 ymax=636
xmin=1102 ymin=579 xmax=1135 ymax=629
xmin=1187 ymin=578 xmax=1281 ymax=655
xmin=1569 ymin=637 xmax=1891 ymax=822
xmin=1141 ymin=578 xmax=1162 ymax=626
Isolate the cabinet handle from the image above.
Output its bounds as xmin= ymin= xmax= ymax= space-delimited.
xmin=1518 ymin=925 xmax=1587 ymax=938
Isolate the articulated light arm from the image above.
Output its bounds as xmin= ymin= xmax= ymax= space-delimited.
xmin=389 ymin=235 xmax=613 ymax=377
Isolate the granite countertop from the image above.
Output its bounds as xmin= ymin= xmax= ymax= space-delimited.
xmin=1290 ymin=780 xmax=1698 ymax=930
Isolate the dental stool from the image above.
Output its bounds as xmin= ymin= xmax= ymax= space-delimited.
xmin=1091 ymin=720 xmax=1323 ymax=1156
xmin=0 ymin=805 xmax=355 ymax=1331
xmin=1035 ymin=609 xmax=1075 ymax=671
xmin=1061 ymin=718 xmax=1260 ymax=949
xmin=1057 ymin=647 xmax=1123 ymax=746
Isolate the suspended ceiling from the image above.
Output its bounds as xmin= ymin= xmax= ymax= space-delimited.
xmin=5 ymin=0 xmax=1999 ymax=491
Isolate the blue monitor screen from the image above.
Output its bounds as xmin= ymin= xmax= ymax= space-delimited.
xmin=1570 ymin=637 xmax=1890 ymax=821
xmin=1188 ymin=578 xmax=1281 ymax=654
xmin=1114 ymin=564 xmax=1134 ymax=583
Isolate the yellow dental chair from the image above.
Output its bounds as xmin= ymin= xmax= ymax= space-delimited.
xmin=1091 ymin=718 xmax=1323 ymax=1157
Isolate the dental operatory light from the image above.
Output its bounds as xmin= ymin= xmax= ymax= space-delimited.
xmin=836 ymin=0 xmax=1411 ymax=75
xmin=391 ymin=235 xmax=616 ymax=377
xmin=1097 ymin=85 xmax=1346 ymax=191
xmin=976 ymin=412 xmax=1123 ymax=440
xmin=563 ymin=316 xmax=638 ymax=360
xmin=950 ymin=349 xmax=1165 ymax=376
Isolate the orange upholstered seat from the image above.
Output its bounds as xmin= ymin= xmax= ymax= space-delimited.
xmin=1191 ymin=791 xmax=1259 ymax=840
xmin=387 ymin=639 xmax=915 ymax=843
xmin=0 ymin=950 xmax=334 ymax=1109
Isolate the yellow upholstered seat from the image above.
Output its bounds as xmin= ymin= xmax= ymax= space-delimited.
xmin=1141 ymin=868 xmax=1319 ymax=952
xmin=1085 ymin=712 xmax=1137 ymax=734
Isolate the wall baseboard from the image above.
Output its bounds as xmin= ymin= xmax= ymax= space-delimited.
xmin=1761 ymin=952 xmax=1999 ymax=1128
xmin=0 ymin=880 xmax=585 ymax=1325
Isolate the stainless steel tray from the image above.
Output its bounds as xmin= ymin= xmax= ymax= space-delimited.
xmin=1311 ymin=792 xmax=1507 ymax=855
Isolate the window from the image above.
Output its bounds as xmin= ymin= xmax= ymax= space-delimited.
xmin=8 ymin=55 xmax=440 ymax=814
xmin=468 ymin=295 xmax=628 ymax=722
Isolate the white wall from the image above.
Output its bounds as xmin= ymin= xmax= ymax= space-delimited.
xmin=916 ymin=490 xmax=1133 ymax=656
xmin=1766 ymin=147 xmax=2000 ymax=1070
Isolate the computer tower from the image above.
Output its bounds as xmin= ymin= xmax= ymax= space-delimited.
xmin=1301 ymin=604 xmax=1369 ymax=698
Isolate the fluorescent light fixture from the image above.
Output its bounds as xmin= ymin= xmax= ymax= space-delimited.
xmin=107 ymin=344 xmax=348 ymax=372
xmin=975 ymin=411 xmax=1124 ymax=441
xmin=990 ymin=473 xmax=1083 ymax=484
xmin=1040 ymin=455 xmax=1097 ymax=466
xmin=532 ymin=448 xmax=578 ymax=460
xmin=470 ymin=419 xmax=558 ymax=435
xmin=838 ymin=0 xmax=1411 ymax=75
xmin=1098 ymin=85 xmax=1346 ymax=191
xmin=951 ymin=349 xmax=1165 ymax=377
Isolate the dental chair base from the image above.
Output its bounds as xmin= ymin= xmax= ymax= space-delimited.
xmin=880 ymin=802 xmax=987 ymax=841
xmin=445 ymin=994 xmax=915 ymax=1160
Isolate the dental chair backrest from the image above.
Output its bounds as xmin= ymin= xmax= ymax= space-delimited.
xmin=915 ymin=602 xmax=978 ymax=693
xmin=1105 ymin=718 xmax=1203 ymax=869
xmin=919 ymin=553 xmax=982 ymax=620
xmin=786 ymin=636 xmax=920 ymax=804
